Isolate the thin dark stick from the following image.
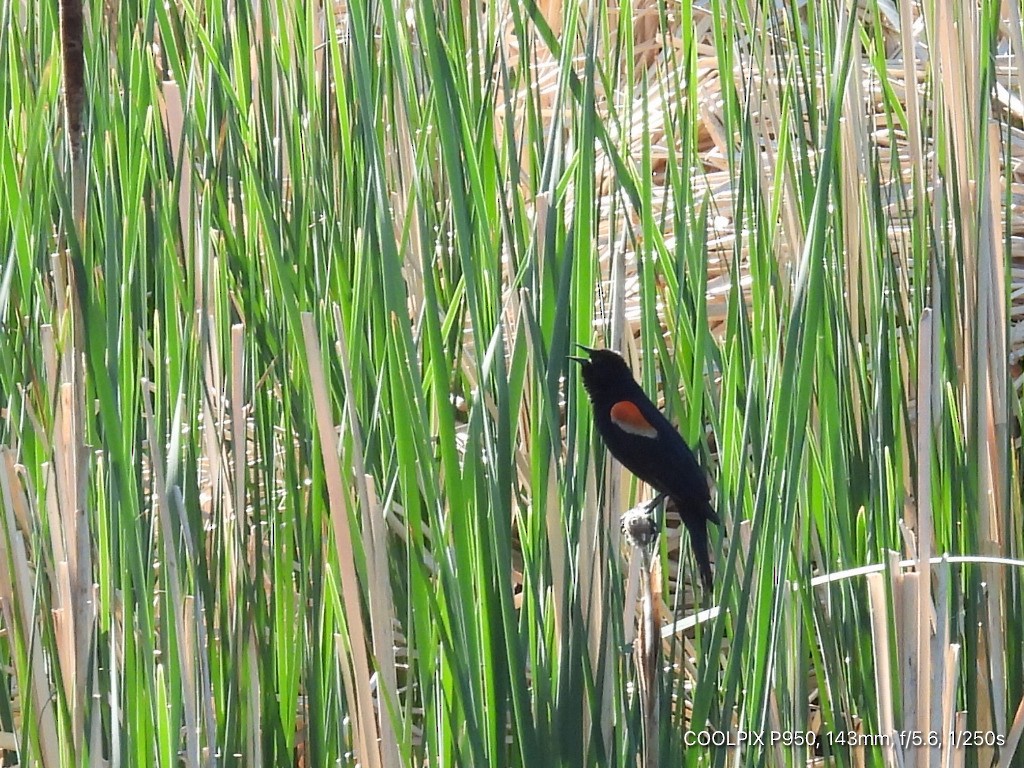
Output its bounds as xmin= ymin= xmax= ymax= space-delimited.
xmin=622 ymin=501 xmax=662 ymax=767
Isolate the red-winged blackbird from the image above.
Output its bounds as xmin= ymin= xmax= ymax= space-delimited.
xmin=571 ymin=346 xmax=720 ymax=592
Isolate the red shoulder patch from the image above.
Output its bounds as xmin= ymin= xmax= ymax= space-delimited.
xmin=610 ymin=401 xmax=658 ymax=438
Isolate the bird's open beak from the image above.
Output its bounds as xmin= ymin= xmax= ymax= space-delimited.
xmin=568 ymin=344 xmax=597 ymax=365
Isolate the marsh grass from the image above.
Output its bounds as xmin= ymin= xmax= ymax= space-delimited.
xmin=1 ymin=0 xmax=1022 ymax=765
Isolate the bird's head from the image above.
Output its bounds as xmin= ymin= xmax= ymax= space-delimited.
xmin=569 ymin=345 xmax=637 ymax=400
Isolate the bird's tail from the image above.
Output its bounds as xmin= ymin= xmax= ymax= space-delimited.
xmin=682 ymin=514 xmax=714 ymax=594
xmin=703 ymin=499 xmax=721 ymax=526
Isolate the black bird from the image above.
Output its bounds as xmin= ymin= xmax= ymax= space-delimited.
xmin=571 ymin=346 xmax=720 ymax=592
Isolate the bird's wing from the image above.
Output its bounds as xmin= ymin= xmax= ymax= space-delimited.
xmin=641 ymin=404 xmax=717 ymax=520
